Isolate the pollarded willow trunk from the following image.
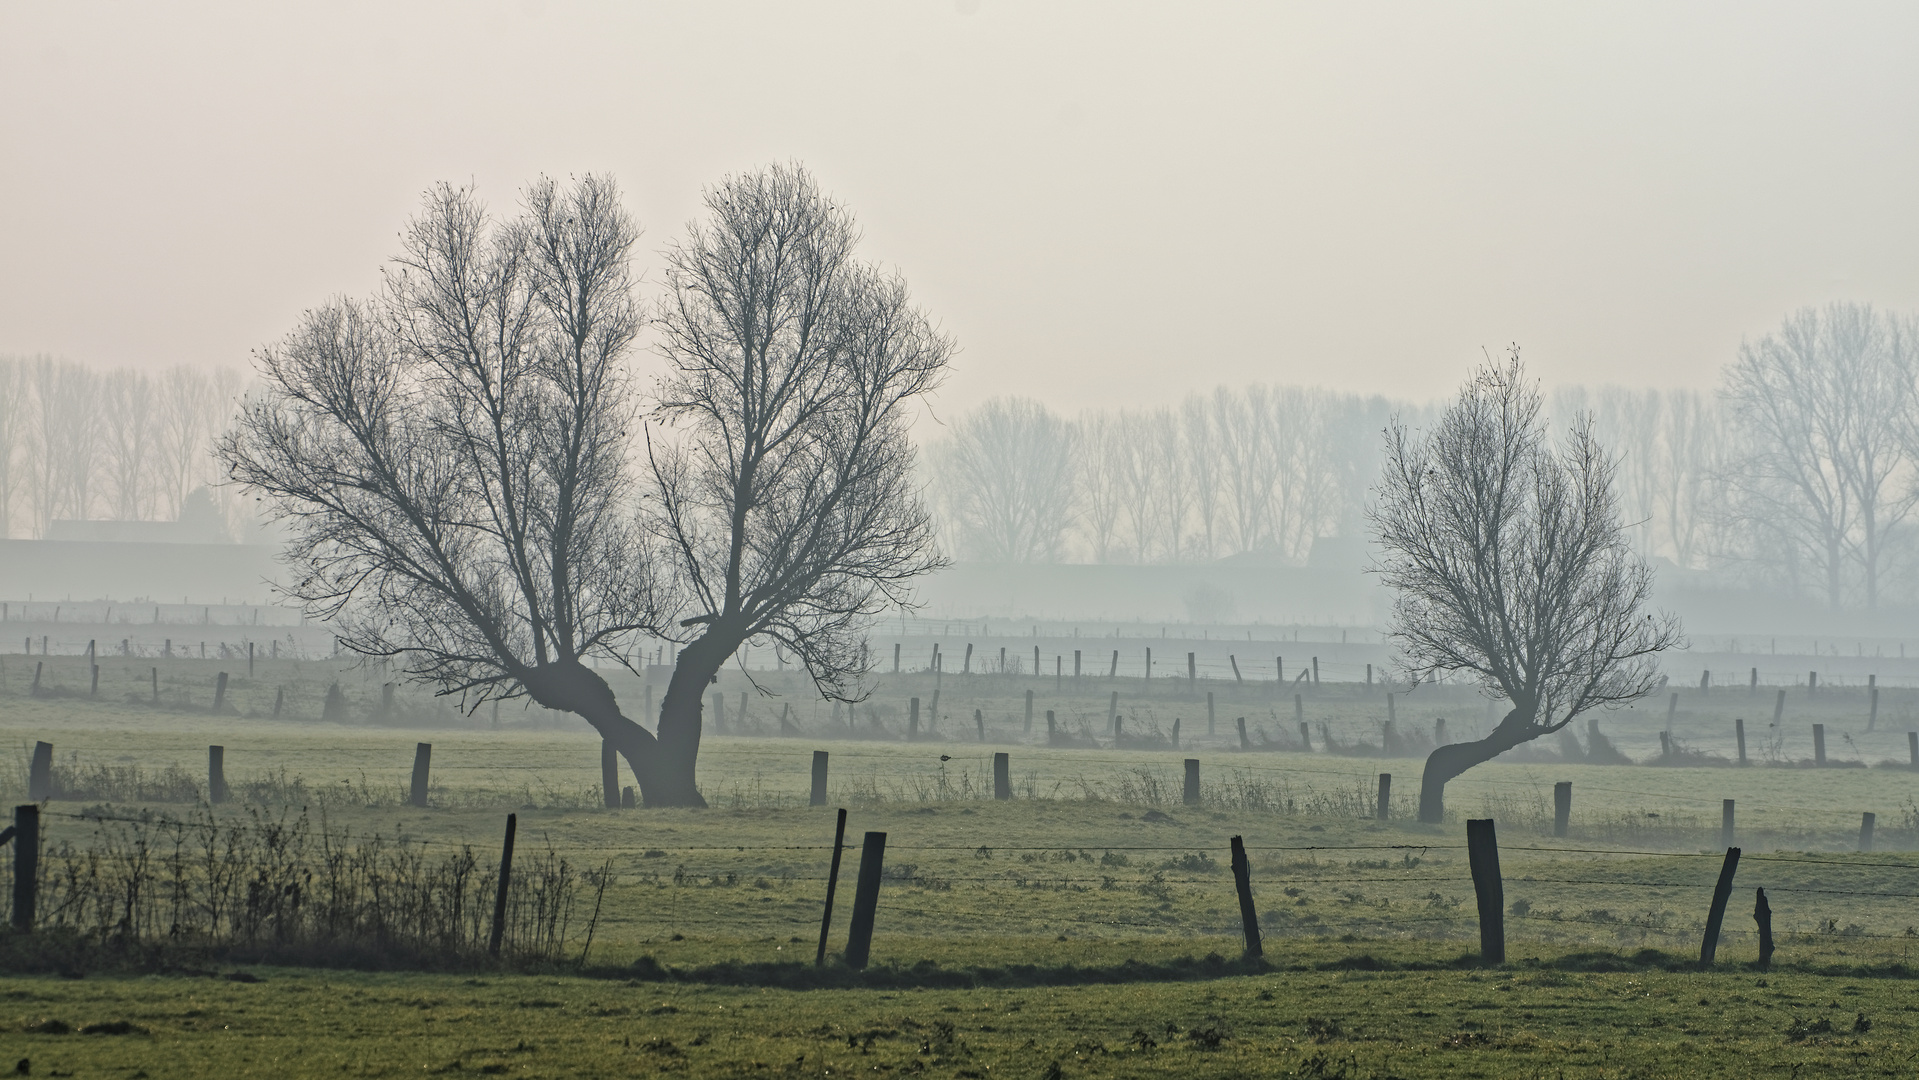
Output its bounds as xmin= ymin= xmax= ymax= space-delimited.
xmin=518 ymin=658 xmax=674 ymax=807
xmin=648 ymin=632 xmax=743 ymax=809
xmin=1416 ymin=706 xmax=1539 ymax=823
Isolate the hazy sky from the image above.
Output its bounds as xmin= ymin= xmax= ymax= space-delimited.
xmin=3 ymin=1 xmax=1916 ymax=419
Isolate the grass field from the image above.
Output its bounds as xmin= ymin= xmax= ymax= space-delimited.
xmin=6 ymin=650 xmax=1919 ymax=1075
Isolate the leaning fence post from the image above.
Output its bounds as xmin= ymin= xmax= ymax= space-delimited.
xmin=1183 ymin=759 xmax=1200 ymax=806
xmin=209 ymin=745 xmax=227 ymax=804
xmin=816 ymin=807 xmax=848 ymax=966
xmin=1699 ymin=846 xmax=1741 ymax=968
xmin=11 ymin=804 xmax=37 ymax=931
xmin=1722 ymin=799 xmax=1735 ymax=850
xmin=1376 ymin=773 xmax=1391 ymax=820
xmin=1860 ymin=812 xmax=1877 ymax=853
xmin=409 ymin=742 xmax=432 ymax=807
xmin=602 ymin=742 xmax=621 ymax=809
xmin=811 ymin=750 xmax=830 ymax=806
xmin=488 ymin=813 xmax=517 ymax=957
xmin=27 ymin=741 xmax=52 ymax=801
xmin=1229 ymin=835 xmax=1261 ymax=959
xmin=1466 ymin=819 xmax=1505 ymax=965
xmin=213 ymin=671 xmax=228 ymax=713
xmin=1236 ymin=717 xmax=1250 ymax=750
xmin=1813 ymin=723 xmax=1826 ymax=766
xmin=1552 ymin=781 xmax=1571 ymax=838
xmin=844 ymin=831 xmax=888 ymax=970
xmin=992 ymin=752 xmax=1011 ymax=800
xmin=1754 ymin=888 xmax=1774 ymax=970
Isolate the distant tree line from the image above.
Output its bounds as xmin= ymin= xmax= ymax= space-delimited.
xmin=0 ymin=357 xmax=244 ymax=539
xmin=927 ymin=302 xmax=1919 ymax=612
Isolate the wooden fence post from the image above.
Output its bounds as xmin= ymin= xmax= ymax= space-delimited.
xmin=11 ymin=804 xmax=38 ymax=931
xmin=602 ymin=742 xmax=621 ymax=808
xmin=811 ymin=751 xmax=830 ymax=807
xmin=488 ymin=813 xmax=516 ymax=957
xmin=1311 ymin=656 xmax=1319 ymax=684
xmin=975 ymin=709 xmax=985 ymax=742
xmin=1809 ymin=670 xmax=1818 ymax=694
xmin=1024 ymin=690 xmax=1034 ymax=734
xmin=1045 ymin=710 xmax=1056 ymax=741
xmin=1073 ymin=649 xmax=1082 ymax=684
xmin=1466 ymin=819 xmax=1505 ymax=965
xmin=909 ymin=697 xmax=919 ymax=741
xmin=150 ymin=667 xmax=158 ymax=704
xmin=1172 ymin=717 xmax=1181 ymax=749
xmin=1435 ymin=718 xmax=1448 ymax=745
xmin=1813 ymin=723 xmax=1826 ymax=766
xmin=815 ymin=808 xmax=848 ymax=966
xmin=1187 ymin=651 xmax=1196 ymax=692
xmin=1754 ymin=888 xmax=1774 ymax=970
xmin=1749 ymin=667 xmax=1757 ymax=694
xmin=30 ymin=661 xmax=40 ymax=695
xmin=1298 ymin=719 xmax=1311 ymax=752
xmin=1659 ymin=731 xmax=1671 ymax=759
xmin=409 ymin=742 xmax=432 ymax=807
xmin=1376 ymin=774 xmax=1391 ymax=820
xmin=1909 ymin=731 xmax=1918 ymax=770
xmin=1722 ymin=799 xmax=1735 ymax=850
xmin=621 ymin=786 xmax=635 ymax=808
xmin=1666 ymin=692 xmax=1677 ymax=731
xmin=1236 ymin=716 xmax=1250 ymax=750
xmin=213 ymin=671 xmax=229 ymax=713
xmin=209 ymin=745 xmax=227 ymax=804
xmin=1773 ymin=688 xmax=1785 ymax=725
xmin=1230 ymin=655 xmax=1242 ymax=684
xmin=1869 ymin=676 xmax=1879 ymax=732
xmin=1229 ymin=835 xmax=1261 ymax=959
xmin=1699 ymin=846 xmax=1741 ymax=968
xmin=844 ymin=831 xmax=888 ymax=970
xmin=28 ymin=741 xmax=52 ymax=801
xmin=1860 ymin=812 xmax=1876 ymax=853
xmin=248 ymin=641 xmax=255 ymax=678
xmin=993 ymin=752 xmax=1011 ymax=800
xmin=90 ymin=663 xmax=98 ymax=697
xmin=273 ymin=687 xmax=283 ymax=720
xmin=1736 ymin=718 xmax=1747 ymax=765
xmin=1552 ymin=781 xmax=1571 ymax=837
xmin=1108 ymin=691 xmax=1119 ymax=732
xmin=1183 ymin=759 xmax=1200 ymax=806
xmin=1207 ymin=691 xmax=1215 ymax=737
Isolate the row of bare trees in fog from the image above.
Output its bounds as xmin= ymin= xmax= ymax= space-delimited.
xmin=929 ymin=302 xmax=1919 ymax=611
xmin=0 ymin=357 xmax=243 ymax=539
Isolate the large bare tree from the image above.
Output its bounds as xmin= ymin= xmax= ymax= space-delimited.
xmin=1370 ymin=351 xmax=1682 ymax=823
xmin=646 ymin=163 xmax=951 ymax=807
xmin=223 ymin=175 xmax=666 ymax=796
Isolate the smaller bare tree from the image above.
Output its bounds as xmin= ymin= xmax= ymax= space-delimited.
xmin=1370 ymin=350 xmax=1682 ymax=823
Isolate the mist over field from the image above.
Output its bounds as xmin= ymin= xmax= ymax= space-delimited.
xmin=4 ymin=3 xmax=1919 ymax=1076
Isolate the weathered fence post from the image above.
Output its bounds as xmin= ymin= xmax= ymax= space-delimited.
xmin=1754 ymin=888 xmax=1774 ymax=970
xmin=28 ymin=741 xmax=52 ymax=801
xmin=1229 ymin=655 xmax=1242 ymax=684
xmin=1229 ymin=835 xmax=1261 ymax=959
xmin=150 ymin=667 xmax=158 ymax=704
xmin=1113 ymin=714 xmax=1124 ymax=745
xmin=1749 ymin=667 xmax=1757 ymax=694
xmin=1108 ymin=691 xmax=1119 ymax=732
xmin=975 ymin=709 xmax=985 ymax=742
xmin=248 ymin=641 xmax=255 ymax=678
xmin=1736 ymin=718 xmax=1747 ymax=765
xmin=909 ymin=697 xmax=919 ymax=741
xmin=811 ymin=751 xmax=830 ymax=807
xmin=1773 ymin=688 xmax=1785 ymax=725
xmin=1183 ymin=759 xmax=1200 ymax=806
xmin=273 ymin=687 xmax=283 ymax=719
xmin=1860 ymin=811 xmax=1876 ymax=853
xmin=1466 ymin=819 xmax=1505 ymax=965
xmin=212 ymin=671 xmax=228 ymax=713
xmin=621 ymin=786 xmax=635 ymax=808
xmin=1722 ymin=799 xmax=1735 ymax=850
xmin=602 ymin=742 xmax=621 ymax=808
xmin=409 ymin=742 xmax=432 ymax=807
xmin=1206 ymin=691 xmax=1215 ymax=737
xmin=1376 ymin=773 xmax=1391 ymax=820
xmin=816 ymin=808 xmax=848 ymax=966
xmin=1553 ymin=781 xmax=1571 ymax=838
xmin=1298 ymin=719 xmax=1311 ymax=752
xmin=1024 ymin=690 xmax=1034 ymax=734
xmin=844 ymin=831 xmax=888 ymax=970
xmin=1809 ymin=670 xmax=1818 ymax=694
xmin=488 ymin=813 xmax=516 ymax=957
xmin=1869 ymin=676 xmax=1879 ymax=732
xmin=30 ymin=661 xmax=40 ymax=695
xmin=209 ymin=745 xmax=227 ymax=804
xmin=1812 ymin=723 xmax=1826 ymax=766
xmin=90 ymin=663 xmax=98 ymax=697
xmin=1312 ymin=656 xmax=1319 ymax=684
xmin=1172 ymin=717 xmax=1181 ymax=749
xmin=1909 ymin=731 xmax=1918 ymax=769
xmin=1237 ymin=716 xmax=1250 ymax=750
xmin=1699 ymin=846 xmax=1741 ymax=968
xmin=1659 ymin=731 xmax=1671 ymax=759
xmin=1045 ymin=710 xmax=1056 ymax=741
xmin=993 ymin=752 xmax=1011 ymax=800
xmin=11 ymin=804 xmax=38 ymax=931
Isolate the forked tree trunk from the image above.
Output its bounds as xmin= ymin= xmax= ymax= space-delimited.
xmin=1417 ymin=706 xmax=1540 ymax=823
xmin=649 ymin=633 xmax=736 ymax=808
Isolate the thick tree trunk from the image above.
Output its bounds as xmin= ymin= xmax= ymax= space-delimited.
xmin=517 ymin=657 xmax=680 ymax=807
xmin=1416 ymin=707 xmax=1540 ymax=823
xmin=648 ymin=631 xmax=742 ymax=808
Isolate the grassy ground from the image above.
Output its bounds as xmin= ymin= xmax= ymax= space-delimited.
xmin=9 ymin=654 xmax=1919 ymax=1075
xmin=3 ymin=950 xmax=1915 ymax=1078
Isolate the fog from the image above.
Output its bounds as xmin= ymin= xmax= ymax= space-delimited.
xmin=5 ymin=1 xmax=1919 ymax=415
